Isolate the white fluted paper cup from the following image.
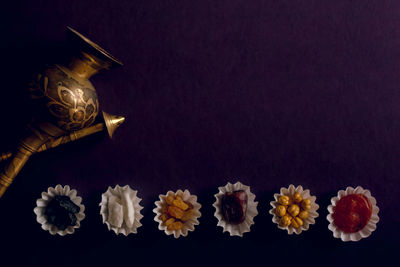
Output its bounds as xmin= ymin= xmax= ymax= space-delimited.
xmin=213 ymin=181 xmax=258 ymax=237
xmin=99 ymin=185 xmax=144 ymax=236
xmin=327 ymin=186 xmax=379 ymax=242
xmin=153 ymin=189 xmax=201 ymax=238
xmin=33 ymin=184 xmax=85 ymax=236
xmin=269 ymin=184 xmax=319 ymax=234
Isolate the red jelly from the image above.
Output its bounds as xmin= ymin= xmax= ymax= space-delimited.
xmin=332 ymin=194 xmax=372 ymax=233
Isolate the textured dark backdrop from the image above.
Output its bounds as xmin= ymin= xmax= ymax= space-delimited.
xmin=0 ymin=0 xmax=399 ymax=266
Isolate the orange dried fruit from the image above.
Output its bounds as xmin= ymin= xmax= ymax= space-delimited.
xmin=173 ymin=198 xmax=189 ymax=211
xmin=160 ymin=214 xmax=168 ymax=222
xmin=168 ymin=206 xmax=184 ymax=219
xmin=167 ymin=221 xmax=183 ymax=231
xmin=166 ymin=195 xmax=175 ymax=205
xmin=181 ymin=209 xmax=194 ymax=221
xmin=165 ymin=218 xmax=175 ymax=226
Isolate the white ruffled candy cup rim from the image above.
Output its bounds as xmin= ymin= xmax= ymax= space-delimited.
xmin=269 ymin=184 xmax=319 ymax=235
xmin=153 ymin=189 xmax=201 ymax=238
xmin=33 ymin=184 xmax=85 ymax=236
xmin=213 ymin=181 xmax=258 ymax=237
xmin=99 ymin=184 xmax=144 ymax=236
xmin=326 ymin=186 xmax=379 ymax=242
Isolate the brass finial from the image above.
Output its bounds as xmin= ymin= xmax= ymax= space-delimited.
xmin=102 ymin=111 xmax=125 ymax=138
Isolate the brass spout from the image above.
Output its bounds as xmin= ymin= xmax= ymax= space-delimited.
xmin=103 ymin=111 xmax=125 ymax=138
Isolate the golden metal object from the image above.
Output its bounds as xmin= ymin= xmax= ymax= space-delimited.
xmin=0 ymin=27 xmax=124 ymax=198
xmin=0 ymin=112 xmax=124 ymax=164
xmin=0 ymin=122 xmax=104 ymax=162
xmin=103 ymin=111 xmax=126 ymax=138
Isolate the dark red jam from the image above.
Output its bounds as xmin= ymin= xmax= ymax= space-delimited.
xmin=332 ymin=194 xmax=372 ymax=233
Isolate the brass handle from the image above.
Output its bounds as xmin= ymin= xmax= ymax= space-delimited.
xmin=0 ymin=112 xmax=124 ymax=199
xmin=0 ymin=123 xmax=105 ymax=163
xmin=0 ymin=123 xmax=105 ymax=198
xmin=0 ymin=139 xmax=41 ymax=198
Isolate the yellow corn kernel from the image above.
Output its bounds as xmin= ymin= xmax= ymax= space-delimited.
xmin=299 ymin=210 xmax=309 ymax=220
xmin=279 ymin=214 xmax=292 ymax=227
xmin=301 ymin=199 xmax=311 ymax=211
xmin=276 ymin=205 xmax=286 ymax=217
xmin=291 ymin=217 xmax=303 ymax=228
xmin=166 ymin=195 xmax=175 ymax=205
xmin=293 ymin=192 xmax=303 ymax=203
xmin=288 ymin=204 xmax=300 ymax=217
xmin=172 ymin=198 xmax=189 ymax=211
xmin=278 ymin=195 xmax=291 ymax=206
xmin=165 ymin=218 xmax=175 ymax=226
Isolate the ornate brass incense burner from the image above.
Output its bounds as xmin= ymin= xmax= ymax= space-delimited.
xmin=0 ymin=27 xmax=125 ymax=198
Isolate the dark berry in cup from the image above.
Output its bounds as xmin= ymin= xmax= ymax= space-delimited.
xmin=221 ymin=190 xmax=248 ymax=224
xmin=45 ymin=195 xmax=80 ymax=230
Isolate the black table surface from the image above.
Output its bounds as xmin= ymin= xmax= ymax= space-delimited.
xmin=1 ymin=1 xmax=399 ymax=266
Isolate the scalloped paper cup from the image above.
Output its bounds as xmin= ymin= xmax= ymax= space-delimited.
xmin=33 ymin=184 xmax=85 ymax=236
xmin=269 ymin=184 xmax=319 ymax=235
xmin=153 ymin=189 xmax=201 ymax=238
xmin=213 ymin=181 xmax=258 ymax=237
xmin=327 ymin=186 xmax=379 ymax=242
xmin=99 ymin=185 xmax=144 ymax=236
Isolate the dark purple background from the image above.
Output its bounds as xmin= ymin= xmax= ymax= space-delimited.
xmin=1 ymin=0 xmax=399 ymax=266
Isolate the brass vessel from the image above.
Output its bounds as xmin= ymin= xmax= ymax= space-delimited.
xmin=0 ymin=27 xmax=125 ymax=198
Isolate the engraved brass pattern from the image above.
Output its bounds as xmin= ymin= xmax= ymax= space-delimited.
xmin=0 ymin=27 xmax=124 ymax=198
xmin=30 ymin=66 xmax=99 ymax=132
